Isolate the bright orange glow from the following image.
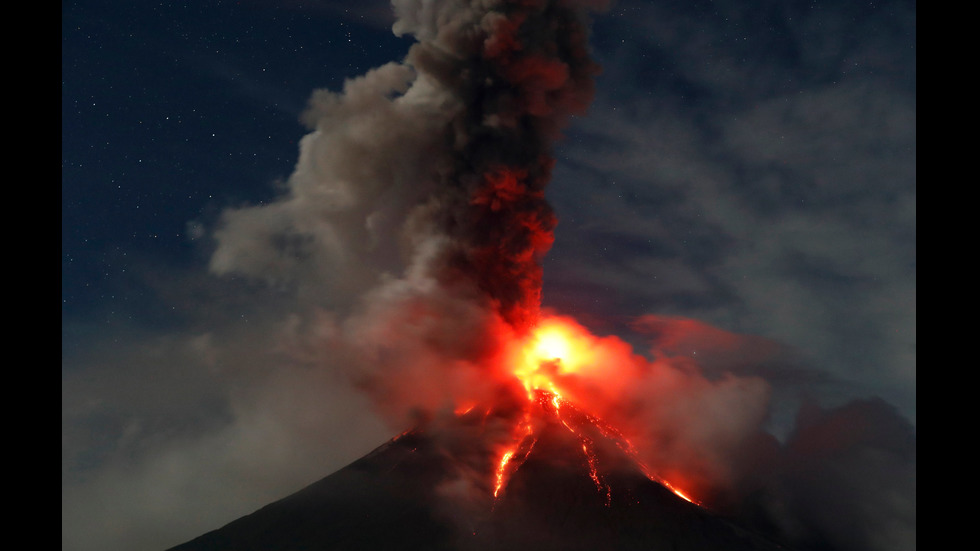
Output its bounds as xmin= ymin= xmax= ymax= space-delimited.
xmin=512 ymin=316 xmax=596 ymax=396
xmin=478 ymin=314 xmax=705 ymax=508
xmin=672 ymin=488 xmax=696 ymax=504
xmin=494 ymin=450 xmax=515 ymax=498
xmin=659 ymin=478 xmax=698 ymax=505
xmin=535 ymin=329 xmax=570 ymax=362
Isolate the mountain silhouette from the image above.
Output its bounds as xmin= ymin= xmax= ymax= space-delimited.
xmin=169 ymin=402 xmax=793 ymax=551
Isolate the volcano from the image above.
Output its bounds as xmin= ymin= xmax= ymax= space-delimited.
xmin=161 ymin=5 xmax=788 ymax=546
xmin=167 ymin=396 xmax=793 ymax=551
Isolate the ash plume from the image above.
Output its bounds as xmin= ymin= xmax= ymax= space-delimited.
xmin=213 ymin=0 xmax=605 ymax=330
xmin=210 ymin=0 xmax=610 ymax=425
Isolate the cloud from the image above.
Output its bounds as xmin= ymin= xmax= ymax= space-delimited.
xmin=62 ymin=320 xmax=391 ymax=551
xmin=544 ymin=0 xmax=915 ymax=421
xmin=753 ymin=398 xmax=916 ymax=551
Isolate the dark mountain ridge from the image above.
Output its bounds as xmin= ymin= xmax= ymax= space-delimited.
xmin=169 ymin=406 xmax=793 ymax=550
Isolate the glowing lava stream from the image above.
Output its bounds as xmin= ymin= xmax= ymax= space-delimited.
xmin=487 ymin=318 xmax=700 ymax=507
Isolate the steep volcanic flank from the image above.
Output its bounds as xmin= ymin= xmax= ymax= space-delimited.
xmin=168 ymin=409 xmax=792 ymax=551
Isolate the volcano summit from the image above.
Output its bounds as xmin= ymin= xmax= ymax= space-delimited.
xmin=168 ymin=308 xmax=797 ymax=549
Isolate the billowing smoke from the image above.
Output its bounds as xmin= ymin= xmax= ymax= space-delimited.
xmin=213 ymin=0 xmax=604 ymax=329
xmin=211 ymin=0 xmax=609 ymax=423
xmin=206 ymin=1 xmax=914 ymax=550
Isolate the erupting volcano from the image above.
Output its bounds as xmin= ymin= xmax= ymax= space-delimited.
xmin=175 ymin=0 xmax=812 ymax=549
xmin=487 ymin=317 xmax=701 ymax=507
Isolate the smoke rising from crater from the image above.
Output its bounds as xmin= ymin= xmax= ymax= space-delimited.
xmin=212 ymin=0 xmax=606 ymax=330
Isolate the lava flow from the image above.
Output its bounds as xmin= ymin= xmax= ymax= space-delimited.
xmin=482 ymin=315 xmax=701 ymax=507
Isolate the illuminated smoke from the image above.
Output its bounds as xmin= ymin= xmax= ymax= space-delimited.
xmin=210 ymin=0 xmax=609 ymax=423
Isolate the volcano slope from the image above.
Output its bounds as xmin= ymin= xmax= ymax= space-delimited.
xmin=168 ymin=405 xmax=793 ymax=551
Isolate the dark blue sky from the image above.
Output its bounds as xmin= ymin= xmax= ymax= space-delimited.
xmin=63 ymin=1 xmax=412 ymax=332
xmin=63 ymin=2 xmax=915 ymax=550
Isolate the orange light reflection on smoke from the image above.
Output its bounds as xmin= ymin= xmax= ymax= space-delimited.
xmin=484 ymin=314 xmax=703 ymax=508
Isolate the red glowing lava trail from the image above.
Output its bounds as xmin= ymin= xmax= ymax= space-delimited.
xmin=484 ymin=319 xmax=702 ymax=507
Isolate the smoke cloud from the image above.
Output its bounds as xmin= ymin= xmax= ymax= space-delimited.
xmin=200 ymin=2 xmax=914 ymax=551
xmin=212 ymin=0 xmax=606 ymax=329
xmin=210 ymin=0 xmax=609 ymax=418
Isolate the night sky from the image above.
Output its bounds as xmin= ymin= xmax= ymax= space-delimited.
xmin=62 ymin=1 xmax=915 ymax=550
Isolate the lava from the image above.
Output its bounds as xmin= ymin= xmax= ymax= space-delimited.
xmin=485 ymin=317 xmax=701 ymax=508
xmin=661 ymin=480 xmax=697 ymax=505
xmin=493 ymin=450 xmax=515 ymax=499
